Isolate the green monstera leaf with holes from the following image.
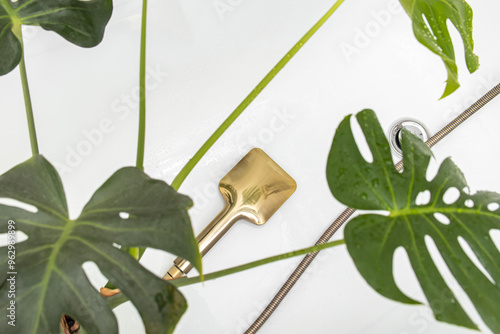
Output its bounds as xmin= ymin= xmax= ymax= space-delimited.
xmin=400 ymin=0 xmax=480 ymax=98
xmin=0 ymin=0 xmax=112 ymax=75
xmin=0 ymin=155 xmax=202 ymax=333
xmin=327 ymin=110 xmax=500 ymax=333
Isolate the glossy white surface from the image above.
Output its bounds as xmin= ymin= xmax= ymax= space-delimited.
xmin=1 ymin=0 xmax=499 ymax=333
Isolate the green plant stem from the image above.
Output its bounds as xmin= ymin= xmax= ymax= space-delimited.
xmin=13 ymin=24 xmax=39 ymax=156
xmin=130 ymin=0 xmax=149 ymax=261
xmin=107 ymin=239 xmax=345 ymax=309
xmin=170 ymin=0 xmax=346 ymax=191
xmin=173 ymin=239 xmax=346 ymax=287
xmin=136 ymin=0 xmax=148 ymax=170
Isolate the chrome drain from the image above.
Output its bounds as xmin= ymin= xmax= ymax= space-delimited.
xmin=389 ymin=120 xmax=429 ymax=156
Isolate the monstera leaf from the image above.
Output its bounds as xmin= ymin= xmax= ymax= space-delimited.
xmin=0 ymin=156 xmax=202 ymax=333
xmin=0 ymin=0 xmax=112 ymax=75
xmin=327 ymin=110 xmax=500 ymax=332
xmin=400 ymin=0 xmax=480 ymax=98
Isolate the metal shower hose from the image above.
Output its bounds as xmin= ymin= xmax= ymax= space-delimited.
xmin=244 ymin=83 xmax=500 ymax=334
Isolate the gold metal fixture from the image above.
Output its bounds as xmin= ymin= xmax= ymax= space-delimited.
xmin=164 ymin=148 xmax=297 ymax=280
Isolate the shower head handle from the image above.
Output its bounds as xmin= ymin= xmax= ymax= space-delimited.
xmin=165 ymin=148 xmax=297 ymax=279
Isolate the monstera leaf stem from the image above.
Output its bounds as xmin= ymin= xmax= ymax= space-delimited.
xmin=106 ymin=239 xmax=346 ymax=310
xmin=136 ymin=0 xmax=148 ymax=171
xmin=114 ymin=0 xmax=149 ymax=264
xmin=127 ymin=0 xmax=150 ymax=262
xmin=12 ymin=24 xmax=39 ymax=156
xmin=170 ymin=0 xmax=346 ymax=190
xmin=172 ymin=239 xmax=346 ymax=288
